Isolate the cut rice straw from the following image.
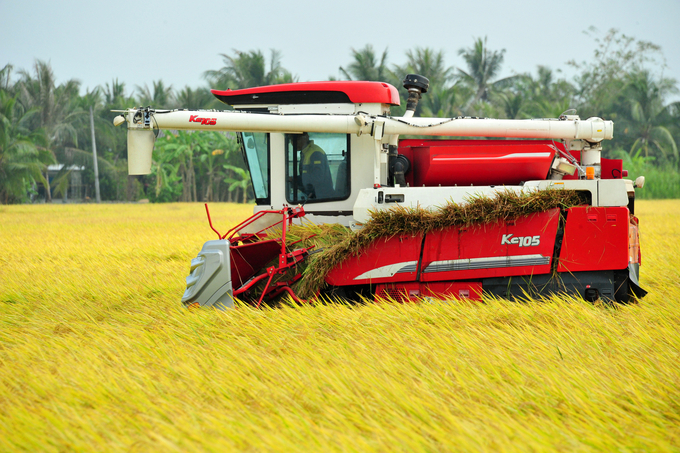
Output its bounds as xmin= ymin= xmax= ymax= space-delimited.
xmin=278 ymin=189 xmax=583 ymax=298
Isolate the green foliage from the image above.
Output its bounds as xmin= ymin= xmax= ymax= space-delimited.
xmin=151 ymin=130 xmax=243 ymax=203
xmin=175 ymin=86 xmax=217 ymax=110
xmin=458 ymin=37 xmax=521 ymax=113
xmin=339 ymin=45 xmax=391 ymax=82
xmin=613 ymin=148 xmax=680 ymax=199
xmin=614 ymin=71 xmax=679 ymax=164
xmin=204 ymin=49 xmax=297 ymax=90
xmin=223 ymin=164 xmax=252 ymax=203
xmin=17 ymin=60 xmax=82 ymax=150
xmin=0 ymin=91 xmax=51 ymax=203
xmin=393 ymin=47 xmax=460 ymax=117
xmin=567 ymin=28 xmax=666 ymax=118
xmin=1 ymin=32 xmax=679 ymax=204
xmin=135 ymin=80 xmax=175 ymax=109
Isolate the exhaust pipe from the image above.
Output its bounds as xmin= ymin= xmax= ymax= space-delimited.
xmin=402 ymin=74 xmax=429 ymax=118
xmin=386 ymin=74 xmax=427 ymax=184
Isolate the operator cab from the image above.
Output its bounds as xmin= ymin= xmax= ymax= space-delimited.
xmin=212 ymin=81 xmax=400 ymax=225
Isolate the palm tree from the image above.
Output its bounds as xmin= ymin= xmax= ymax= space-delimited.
xmin=339 ymin=45 xmax=391 ymax=82
xmin=101 ymin=79 xmax=134 ymax=156
xmin=0 ymin=91 xmax=52 ymax=203
xmin=99 ymin=79 xmax=137 ymax=200
xmin=17 ymin=61 xmax=82 ymax=147
xmin=204 ymin=49 xmax=296 ymax=89
xmin=394 ymin=48 xmax=457 ymax=117
xmin=497 ymin=91 xmax=525 ymax=119
xmin=518 ymin=66 xmax=576 ymax=118
xmin=419 ymin=83 xmax=469 ymax=118
xmin=397 ymin=48 xmax=454 ymax=88
xmin=175 ymin=86 xmax=217 ymax=110
xmin=617 ymin=70 xmax=679 ymax=162
xmin=527 ymin=97 xmax=573 ymax=119
xmin=1 ymin=64 xmax=13 ymax=93
xmin=103 ymin=79 xmax=133 ymax=108
xmin=16 ymin=60 xmax=83 ymax=201
xmin=136 ymin=80 xmax=175 ymax=108
xmin=458 ymin=37 xmax=519 ymax=112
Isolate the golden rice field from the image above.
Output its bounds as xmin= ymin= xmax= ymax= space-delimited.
xmin=1 ymin=200 xmax=679 ymax=452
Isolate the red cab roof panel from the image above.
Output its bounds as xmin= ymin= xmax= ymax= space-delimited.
xmin=211 ymin=81 xmax=400 ymax=106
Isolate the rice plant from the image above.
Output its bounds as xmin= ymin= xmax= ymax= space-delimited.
xmin=0 ymin=201 xmax=678 ymax=452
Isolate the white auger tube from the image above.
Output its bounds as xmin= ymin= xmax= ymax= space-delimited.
xmin=118 ymin=108 xmax=613 ymax=175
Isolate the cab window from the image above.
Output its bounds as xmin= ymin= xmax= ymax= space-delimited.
xmin=285 ymin=132 xmax=350 ymax=204
xmin=240 ymin=132 xmax=269 ymax=204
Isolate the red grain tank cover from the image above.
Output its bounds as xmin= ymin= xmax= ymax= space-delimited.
xmin=212 ymin=81 xmax=400 ymax=106
xmin=399 ymin=139 xmax=559 ymax=186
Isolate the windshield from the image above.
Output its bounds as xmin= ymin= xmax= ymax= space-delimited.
xmin=240 ymin=132 xmax=269 ymax=204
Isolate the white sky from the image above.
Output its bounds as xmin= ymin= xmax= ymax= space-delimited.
xmin=2 ymin=0 xmax=679 ymax=97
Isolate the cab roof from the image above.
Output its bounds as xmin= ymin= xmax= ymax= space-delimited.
xmin=211 ymin=81 xmax=400 ymax=106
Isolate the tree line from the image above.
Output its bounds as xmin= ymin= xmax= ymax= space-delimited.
xmin=1 ymin=29 xmax=678 ymax=204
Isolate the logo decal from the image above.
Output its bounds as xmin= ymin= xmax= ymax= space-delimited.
xmin=501 ymin=234 xmax=540 ymax=247
xmin=189 ymin=115 xmax=217 ymax=125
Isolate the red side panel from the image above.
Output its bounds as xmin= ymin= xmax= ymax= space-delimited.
xmin=398 ymin=139 xmax=558 ymax=186
xmin=557 ymin=207 xmax=629 ymax=272
xmin=422 ymin=281 xmax=483 ymax=300
xmin=375 ymin=281 xmax=483 ymax=302
xmin=324 ymin=233 xmax=422 ymax=286
xmin=420 ymin=208 xmax=560 ymax=281
xmin=561 ymin=151 xmax=624 ymax=180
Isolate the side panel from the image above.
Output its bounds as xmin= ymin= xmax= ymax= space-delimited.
xmin=398 ymin=139 xmax=558 ymax=187
xmin=375 ymin=281 xmax=483 ymax=302
xmin=421 ymin=208 xmax=560 ymax=281
xmin=325 ymin=233 xmax=423 ymax=286
xmin=562 ymin=151 xmax=624 ymax=180
xmin=557 ymin=207 xmax=629 ymax=272
xmin=482 ymin=270 xmax=619 ymax=301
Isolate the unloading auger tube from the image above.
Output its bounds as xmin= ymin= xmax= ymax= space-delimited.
xmin=116 ymin=107 xmax=613 ymax=175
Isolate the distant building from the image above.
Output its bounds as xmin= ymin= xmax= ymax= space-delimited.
xmin=43 ymin=164 xmax=86 ymax=202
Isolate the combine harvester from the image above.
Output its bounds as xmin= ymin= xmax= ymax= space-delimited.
xmin=114 ymin=75 xmax=647 ymax=307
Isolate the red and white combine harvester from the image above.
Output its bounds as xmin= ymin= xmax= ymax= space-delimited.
xmin=114 ymin=75 xmax=646 ymax=307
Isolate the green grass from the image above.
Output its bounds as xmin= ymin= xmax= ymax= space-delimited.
xmin=611 ymin=150 xmax=680 ymax=199
xmin=633 ymin=166 xmax=680 ymax=199
xmin=1 ymin=201 xmax=679 ymax=452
